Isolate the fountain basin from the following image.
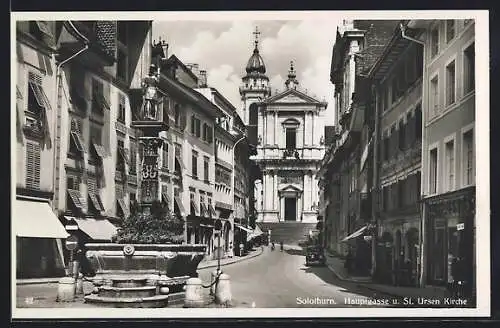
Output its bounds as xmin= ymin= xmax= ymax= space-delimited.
xmin=83 ymin=243 xmax=207 ymax=307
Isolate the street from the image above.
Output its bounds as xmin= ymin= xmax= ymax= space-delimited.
xmin=17 ymin=245 xmax=398 ymax=309
xmin=198 ymin=245 xmax=394 ymax=308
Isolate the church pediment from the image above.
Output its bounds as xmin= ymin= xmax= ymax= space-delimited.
xmin=278 ymin=184 xmax=303 ymax=193
xmin=264 ymin=88 xmax=322 ymax=105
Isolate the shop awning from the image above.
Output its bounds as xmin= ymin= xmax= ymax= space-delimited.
xmin=71 ymin=217 xmax=118 ymax=241
xmin=15 ymin=199 xmax=69 ymax=239
xmin=235 ymin=223 xmax=253 ymax=233
xmin=248 ymin=225 xmax=264 ymax=241
xmin=340 ymin=225 xmax=368 ymax=243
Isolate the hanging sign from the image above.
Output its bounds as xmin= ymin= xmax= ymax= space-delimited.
xmin=457 ymin=223 xmax=465 ymax=231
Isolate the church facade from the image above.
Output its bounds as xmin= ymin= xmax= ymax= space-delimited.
xmin=239 ymin=30 xmax=327 ymax=225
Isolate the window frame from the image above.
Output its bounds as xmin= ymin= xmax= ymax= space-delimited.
xmin=445 ymin=57 xmax=457 ymax=107
xmin=429 ymin=72 xmax=440 ymax=119
xmin=461 ymin=124 xmax=475 ymax=187
xmin=462 ymin=40 xmax=475 ymax=96
xmin=445 ymin=20 xmax=456 ymax=44
xmin=443 ymin=134 xmax=456 ymax=192
xmin=428 ymin=143 xmax=439 ymax=195
xmin=430 ymin=25 xmax=440 ymax=58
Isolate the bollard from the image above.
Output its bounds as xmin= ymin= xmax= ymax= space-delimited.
xmin=57 ymin=276 xmax=76 ymax=302
xmin=76 ymin=273 xmax=84 ymax=295
xmin=215 ymin=273 xmax=231 ymax=306
xmin=184 ymin=277 xmax=204 ymax=308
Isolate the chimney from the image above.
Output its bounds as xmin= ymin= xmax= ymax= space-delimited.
xmin=199 ymin=70 xmax=207 ymax=87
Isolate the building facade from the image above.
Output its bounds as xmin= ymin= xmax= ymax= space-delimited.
xmin=15 ymin=21 xmax=68 ymax=278
xmin=54 ymin=21 xmax=152 ymax=251
xmin=406 ymin=20 xmax=475 ymax=292
xmin=369 ymin=23 xmax=424 ymax=286
xmin=318 ymin=21 xmax=397 ymax=270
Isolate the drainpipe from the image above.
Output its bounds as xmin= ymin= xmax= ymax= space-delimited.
xmin=52 ymin=21 xmax=89 ymax=212
xmin=400 ymin=22 xmax=426 ymax=288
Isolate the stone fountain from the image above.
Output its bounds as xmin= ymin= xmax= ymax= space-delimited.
xmin=83 ymin=41 xmax=206 ymax=308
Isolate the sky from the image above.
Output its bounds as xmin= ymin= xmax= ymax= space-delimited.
xmin=152 ymin=18 xmax=344 ymax=123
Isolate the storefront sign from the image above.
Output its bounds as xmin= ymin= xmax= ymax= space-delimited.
xmin=363 ymin=235 xmax=372 ymax=241
xmin=457 ymin=223 xmax=465 ymax=231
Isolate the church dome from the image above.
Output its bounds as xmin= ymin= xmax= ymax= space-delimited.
xmin=246 ymin=47 xmax=266 ymax=74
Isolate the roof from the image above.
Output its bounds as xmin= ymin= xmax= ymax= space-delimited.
xmin=159 ymin=74 xmax=224 ymax=118
xmin=246 ymin=46 xmax=266 ymax=74
xmin=164 ymin=54 xmax=199 ymax=83
xmin=368 ymin=22 xmax=420 ymax=81
xmin=262 ymin=86 xmax=327 ymax=106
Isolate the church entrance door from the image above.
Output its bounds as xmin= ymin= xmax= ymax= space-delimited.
xmin=284 ymin=197 xmax=297 ymax=221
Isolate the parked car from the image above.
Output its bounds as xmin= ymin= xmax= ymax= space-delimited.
xmin=305 ymin=245 xmax=326 ymax=266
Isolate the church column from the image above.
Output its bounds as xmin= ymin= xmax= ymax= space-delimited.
xmin=264 ymin=171 xmax=273 ymax=211
xmin=273 ymin=171 xmax=278 ymax=210
xmin=262 ymin=171 xmax=267 ymax=212
xmin=311 ymin=112 xmax=315 ymax=146
xmin=274 ymin=111 xmax=278 ymax=145
xmin=297 ymin=191 xmax=303 ymax=221
xmin=263 ymin=111 xmax=268 ymax=145
xmin=307 ymin=171 xmax=314 ymax=211
xmin=280 ymin=195 xmax=285 ymax=221
xmin=258 ymin=106 xmax=264 ymax=144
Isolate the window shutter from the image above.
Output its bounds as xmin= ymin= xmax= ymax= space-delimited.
xmin=26 ymin=141 xmax=41 ymax=190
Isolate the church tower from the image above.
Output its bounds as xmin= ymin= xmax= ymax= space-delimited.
xmin=239 ymin=26 xmax=271 ymax=126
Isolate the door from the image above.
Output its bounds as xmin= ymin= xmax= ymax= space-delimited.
xmin=284 ymin=197 xmax=296 ymax=221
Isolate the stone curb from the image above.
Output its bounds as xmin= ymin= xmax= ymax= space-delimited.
xmin=198 ymin=247 xmax=264 ymax=270
xmin=17 ymin=278 xmax=62 ymax=286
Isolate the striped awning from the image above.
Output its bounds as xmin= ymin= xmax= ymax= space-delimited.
xmin=71 ymin=217 xmax=118 ymax=241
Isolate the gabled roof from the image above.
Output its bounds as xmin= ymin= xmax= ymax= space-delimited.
xmin=262 ymin=87 xmax=326 ymax=106
xmin=164 ymin=54 xmax=199 ymax=83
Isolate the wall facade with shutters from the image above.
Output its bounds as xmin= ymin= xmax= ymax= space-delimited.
xmin=15 ymin=29 xmax=56 ymax=196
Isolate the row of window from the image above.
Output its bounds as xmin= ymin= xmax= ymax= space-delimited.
xmin=189 ymin=190 xmax=216 ymax=217
xmin=429 ymin=42 xmax=475 ymax=120
xmin=382 ymin=105 xmax=423 ymax=162
xmin=428 ymin=128 xmax=474 ymax=195
xmin=381 ymin=44 xmax=424 ymax=112
xmin=65 ymin=171 xmax=134 ymax=219
xmin=381 ymin=172 xmax=421 ymax=212
xmin=430 ymin=20 xmax=473 ymax=59
xmin=191 ymin=150 xmax=210 ymax=182
xmin=67 ymin=117 xmax=136 ymax=174
xmin=190 ymin=115 xmax=213 ymax=144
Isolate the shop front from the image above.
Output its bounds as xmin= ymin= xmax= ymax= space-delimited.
xmin=15 ymin=197 xmax=69 ymax=279
xmin=425 ymin=187 xmax=475 ymax=295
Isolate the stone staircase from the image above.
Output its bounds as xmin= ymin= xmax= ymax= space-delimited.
xmin=257 ymin=222 xmax=317 ymax=245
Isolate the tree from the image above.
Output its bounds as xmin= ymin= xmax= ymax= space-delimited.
xmin=113 ymin=200 xmax=184 ymax=244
